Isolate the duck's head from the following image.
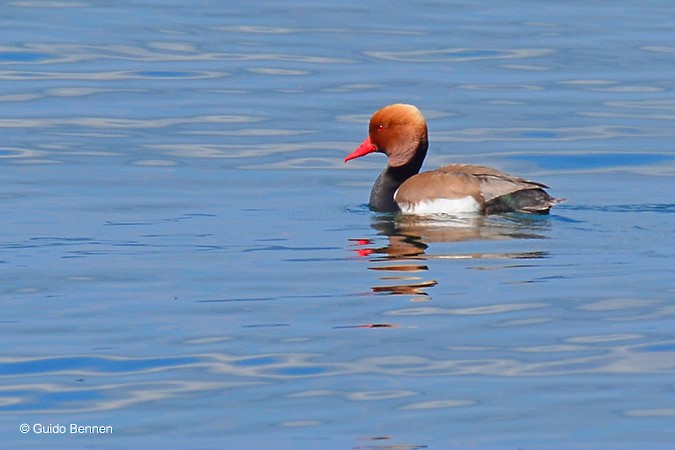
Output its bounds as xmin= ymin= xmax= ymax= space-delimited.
xmin=345 ymin=103 xmax=428 ymax=168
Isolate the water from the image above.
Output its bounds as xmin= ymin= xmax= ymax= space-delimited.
xmin=2 ymin=1 xmax=675 ymax=448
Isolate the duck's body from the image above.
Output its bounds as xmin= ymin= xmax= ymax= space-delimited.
xmin=345 ymin=104 xmax=563 ymax=215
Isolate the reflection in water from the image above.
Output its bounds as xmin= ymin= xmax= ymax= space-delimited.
xmin=350 ymin=213 xmax=550 ymax=302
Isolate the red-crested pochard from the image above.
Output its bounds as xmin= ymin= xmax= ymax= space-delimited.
xmin=345 ymin=104 xmax=564 ymax=215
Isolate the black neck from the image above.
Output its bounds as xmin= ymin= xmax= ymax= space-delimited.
xmin=368 ymin=146 xmax=427 ymax=212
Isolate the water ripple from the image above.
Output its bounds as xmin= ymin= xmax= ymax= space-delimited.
xmin=563 ymin=203 xmax=675 ymax=214
xmin=151 ymin=141 xmax=345 ymax=161
xmin=10 ymin=1 xmax=86 ymax=7
xmin=2 ymin=338 xmax=675 ymax=413
xmin=0 ymin=69 xmax=224 ymax=80
xmin=0 ymin=115 xmax=260 ymax=129
xmin=0 ymin=147 xmax=43 ymax=159
xmin=365 ymin=48 xmax=553 ymax=63
xmin=432 ymin=125 xmax=672 ymax=143
xmin=386 ymin=303 xmax=548 ymax=316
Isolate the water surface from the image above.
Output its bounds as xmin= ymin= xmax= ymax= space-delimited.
xmin=2 ymin=1 xmax=675 ymax=449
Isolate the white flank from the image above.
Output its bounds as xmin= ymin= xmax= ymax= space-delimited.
xmin=397 ymin=196 xmax=481 ymax=216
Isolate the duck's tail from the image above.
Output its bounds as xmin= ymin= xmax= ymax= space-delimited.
xmin=486 ymin=188 xmax=566 ymax=214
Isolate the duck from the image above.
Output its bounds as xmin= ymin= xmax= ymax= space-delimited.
xmin=345 ymin=103 xmax=564 ymax=215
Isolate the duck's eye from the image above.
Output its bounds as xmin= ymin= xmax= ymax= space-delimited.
xmin=370 ymin=124 xmax=384 ymax=133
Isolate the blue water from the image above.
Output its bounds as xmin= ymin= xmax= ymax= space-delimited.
xmin=2 ymin=1 xmax=675 ymax=449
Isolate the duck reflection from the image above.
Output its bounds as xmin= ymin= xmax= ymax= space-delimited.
xmin=350 ymin=213 xmax=551 ymax=301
